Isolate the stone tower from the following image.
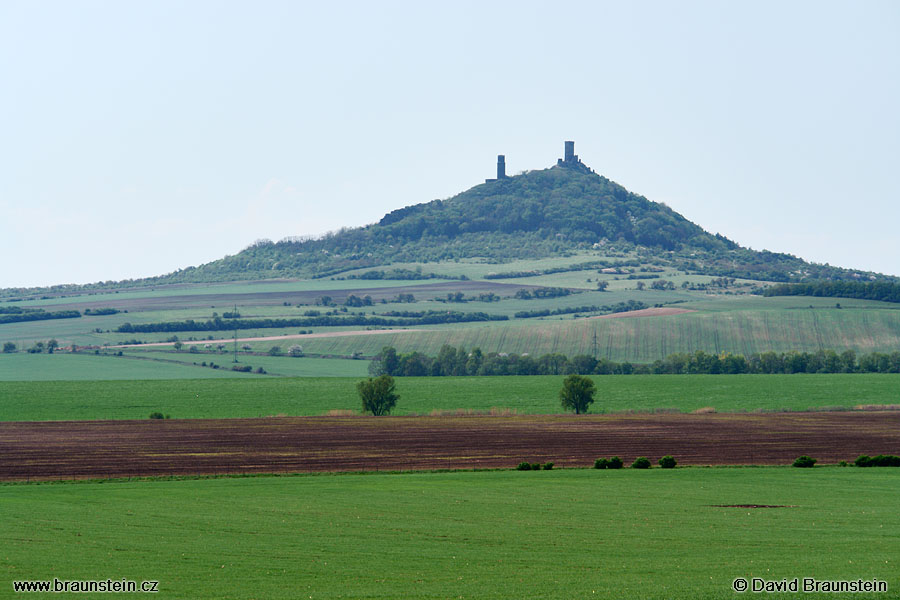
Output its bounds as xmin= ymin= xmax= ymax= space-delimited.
xmin=497 ymin=155 xmax=506 ymax=179
xmin=564 ymin=141 xmax=575 ymax=163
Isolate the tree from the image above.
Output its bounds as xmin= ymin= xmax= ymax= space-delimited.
xmin=559 ymin=374 xmax=596 ymax=414
xmin=173 ymin=341 xmax=183 ymax=351
xmin=288 ymin=344 xmax=304 ymax=357
xmin=2 ymin=342 xmax=15 ymax=353
xmin=357 ymin=375 xmax=398 ymax=416
xmin=596 ymin=280 xmax=609 ymax=291
xmin=47 ymin=339 xmax=59 ymax=354
xmin=268 ymin=345 xmax=283 ymax=356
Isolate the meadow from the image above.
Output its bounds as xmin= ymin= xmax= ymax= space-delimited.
xmin=2 ymin=468 xmax=897 ymax=599
xmin=1 ymin=374 xmax=897 ymax=421
xmin=6 ymin=268 xmax=900 ymax=367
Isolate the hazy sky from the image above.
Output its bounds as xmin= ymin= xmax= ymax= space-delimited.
xmin=2 ymin=1 xmax=898 ymax=288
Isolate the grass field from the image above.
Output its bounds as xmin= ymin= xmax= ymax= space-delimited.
xmin=1 ymin=374 xmax=898 ymax=421
xmin=6 ymin=269 xmax=900 ymax=371
xmin=2 ymin=468 xmax=897 ymax=599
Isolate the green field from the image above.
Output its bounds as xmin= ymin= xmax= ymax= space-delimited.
xmin=6 ymin=264 xmax=900 ymax=370
xmin=2 ymin=374 xmax=897 ymax=421
xmin=2 ymin=468 xmax=897 ymax=599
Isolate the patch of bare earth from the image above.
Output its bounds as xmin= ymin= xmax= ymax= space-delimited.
xmin=1 ymin=412 xmax=898 ymax=481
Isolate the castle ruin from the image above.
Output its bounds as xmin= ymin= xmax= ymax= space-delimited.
xmin=485 ymin=155 xmax=508 ymax=183
xmin=486 ymin=141 xmax=591 ymax=182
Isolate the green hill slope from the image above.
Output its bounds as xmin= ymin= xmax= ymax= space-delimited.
xmin=148 ymin=156 xmax=884 ymax=285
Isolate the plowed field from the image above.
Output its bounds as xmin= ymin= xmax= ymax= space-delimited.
xmin=2 ymin=412 xmax=897 ymax=481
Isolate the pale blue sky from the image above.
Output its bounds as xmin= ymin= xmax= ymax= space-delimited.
xmin=2 ymin=1 xmax=898 ymax=288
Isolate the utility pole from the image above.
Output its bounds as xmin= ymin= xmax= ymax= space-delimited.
xmin=591 ymin=327 xmax=599 ymax=359
xmin=233 ymin=304 xmax=238 ymax=363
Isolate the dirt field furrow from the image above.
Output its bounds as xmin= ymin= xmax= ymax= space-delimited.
xmin=1 ymin=412 xmax=897 ymax=481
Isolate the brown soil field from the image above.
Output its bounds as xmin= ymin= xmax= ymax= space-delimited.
xmin=592 ymin=307 xmax=697 ymax=319
xmin=1 ymin=412 xmax=898 ymax=481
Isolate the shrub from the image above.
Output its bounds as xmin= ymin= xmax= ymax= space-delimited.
xmin=531 ymin=463 xmax=542 ymax=471
xmin=255 ymin=367 xmax=266 ymax=374
xmin=792 ymin=455 xmax=817 ymax=468
xmin=658 ymin=455 xmax=677 ymax=469
xmin=268 ymin=346 xmax=283 ymax=356
xmin=149 ymin=412 xmax=171 ymax=420
xmin=516 ymin=462 xmax=532 ymax=471
xmin=231 ymin=365 xmax=252 ymax=372
xmin=838 ymin=460 xmax=848 ymax=467
xmin=608 ymin=456 xmax=624 ymax=469
xmin=543 ymin=462 xmax=554 ymax=470
xmin=594 ymin=458 xmax=609 ymax=469
xmin=855 ymin=454 xmax=900 ymax=467
xmin=631 ymin=457 xmax=651 ymax=469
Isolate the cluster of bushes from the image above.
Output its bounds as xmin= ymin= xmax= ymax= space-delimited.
xmin=516 ymin=461 xmax=554 ymax=471
xmin=514 ymin=299 xmax=646 ymax=319
xmin=344 ymin=268 xmax=466 ymax=281
xmin=83 ymin=307 xmax=119 ymax=315
xmin=514 ymin=287 xmax=571 ymax=300
xmin=791 ymin=454 xmax=900 ymax=468
xmin=594 ymin=456 xmax=677 ymax=469
xmin=855 ymin=454 xmax=900 ymax=467
xmin=149 ymin=412 xmax=171 ymax=419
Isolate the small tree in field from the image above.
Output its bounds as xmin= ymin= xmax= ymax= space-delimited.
xmin=2 ymin=342 xmax=15 ymax=353
xmin=559 ymin=374 xmax=595 ymax=414
xmin=357 ymin=375 xmax=398 ymax=416
xmin=288 ymin=344 xmax=304 ymax=357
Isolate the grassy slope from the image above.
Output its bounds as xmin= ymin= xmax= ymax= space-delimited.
xmin=2 ymin=469 xmax=897 ymax=599
xmin=2 ymin=374 xmax=898 ymax=421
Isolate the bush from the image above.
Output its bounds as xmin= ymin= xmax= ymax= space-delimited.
xmin=608 ymin=456 xmax=624 ymax=469
xmin=268 ymin=346 xmax=283 ymax=356
xmin=231 ymin=365 xmax=252 ymax=372
xmin=516 ymin=462 xmax=532 ymax=471
xmin=658 ymin=455 xmax=677 ymax=469
xmin=149 ymin=412 xmax=171 ymax=420
xmin=855 ymin=454 xmax=900 ymax=467
xmin=594 ymin=458 xmax=609 ymax=469
xmin=543 ymin=462 xmax=554 ymax=470
xmin=838 ymin=460 xmax=848 ymax=467
xmin=531 ymin=463 xmax=542 ymax=471
xmin=631 ymin=457 xmax=652 ymax=469
xmin=792 ymin=455 xmax=817 ymax=468
xmin=255 ymin=367 xmax=266 ymax=374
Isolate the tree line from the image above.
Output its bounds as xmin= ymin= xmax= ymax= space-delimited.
xmin=116 ymin=311 xmax=509 ymax=334
xmin=763 ymin=281 xmax=900 ymax=303
xmin=0 ymin=309 xmax=80 ymax=325
xmin=369 ymin=345 xmax=900 ymax=377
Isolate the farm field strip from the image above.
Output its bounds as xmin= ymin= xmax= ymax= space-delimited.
xmin=2 ymin=374 xmax=899 ymax=421
xmin=6 ymin=468 xmax=897 ymax=599
xmin=1 ymin=412 xmax=897 ymax=481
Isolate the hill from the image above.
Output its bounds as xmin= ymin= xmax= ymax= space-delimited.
xmin=133 ymin=142 xmax=886 ymax=287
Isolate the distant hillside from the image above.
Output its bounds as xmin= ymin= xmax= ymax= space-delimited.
xmin=2 ymin=144 xmax=890 ymax=296
xmin=154 ymin=149 xmax=882 ymax=285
